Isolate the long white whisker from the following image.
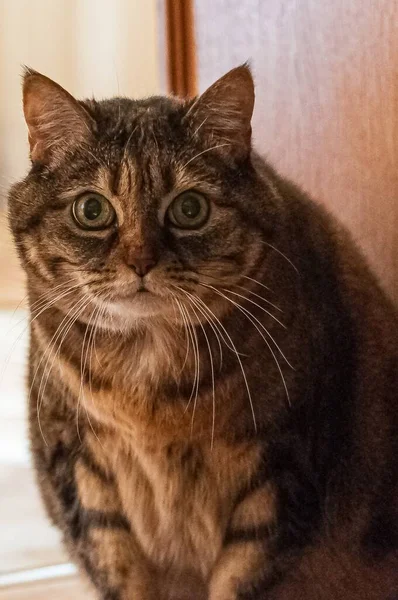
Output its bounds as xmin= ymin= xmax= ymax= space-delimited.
xmin=185 ymin=298 xmax=216 ymax=449
xmin=191 ymin=116 xmax=208 ymax=137
xmin=203 ymin=283 xmax=291 ymax=406
xmin=178 ymin=302 xmax=199 ymax=412
xmin=220 ymin=290 xmax=293 ymax=369
xmin=261 ymin=241 xmax=299 ymax=275
xmin=173 ymin=286 xmax=223 ymax=370
xmin=10 ymin=276 xmax=77 ymax=323
xmin=33 ymin=294 xmax=91 ymax=445
xmin=242 ymin=275 xmax=272 ymax=292
xmin=29 ymin=278 xmax=79 ymax=311
xmin=1 ymin=283 xmax=85 ymax=386
xmin=222 ymin=288 xmax=286 ymax=329
xmin=35 ymin=295 xmax=91 ymax=410
xmin=87 ymin=302 xmax=108 ymax=452
xmin=194 ymin=285 xmax=257 ymax=433
xmin=182 ymin=144 xmax=231 ymax=169
xmin=181 ymin=299 xmax=202 ymax=438
xmin=172 ymin=296 xmax=191 ymax=376
xmin=179 ymin=302 xmax=201 ymax=428
xmin=174 ymin=284 xmax=246 ymax=357
xmin=78 ymin=302 xmax=103 ymax=445
xmin=235 ymin=284 xmax=283 ymax=313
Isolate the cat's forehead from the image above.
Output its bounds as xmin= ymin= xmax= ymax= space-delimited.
xmin=59 ymin=96 xmax=219 ymax=207
xmin=88 ymin=95 xmax=188 ymax=142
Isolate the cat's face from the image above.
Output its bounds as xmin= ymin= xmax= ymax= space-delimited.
xmin=9 ymin=66 xmax=273 ymax=331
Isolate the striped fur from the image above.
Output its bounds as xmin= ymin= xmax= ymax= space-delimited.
xmin=8 ymin=66 xmax=398 ymax=599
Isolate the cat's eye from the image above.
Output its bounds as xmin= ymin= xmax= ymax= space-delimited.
xmin=72 ymin=193 xmax=115 ymax=230
xmin=166 ymin=191 xmax=210 ymax=230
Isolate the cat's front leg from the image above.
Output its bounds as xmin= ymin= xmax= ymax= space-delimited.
xmin=209 ymin=483 xmax=276 ymax=600
xmin=41 ymin=435 xmax=157 ymax=600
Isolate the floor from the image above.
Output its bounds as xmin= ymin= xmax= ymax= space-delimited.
xmin=0 ymin=216 xmax=91 ymax=598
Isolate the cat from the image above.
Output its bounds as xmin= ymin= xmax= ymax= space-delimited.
xmin=8 ymin=64 xmax=398 ymax=600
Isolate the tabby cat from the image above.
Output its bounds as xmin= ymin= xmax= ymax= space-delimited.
xmin=8 ymin=65 xmax=398 ymax=600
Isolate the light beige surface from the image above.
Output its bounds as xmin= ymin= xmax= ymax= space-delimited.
xmin=0 ymin=577 xmax=93 ymax=600
xmin=0 ymin=464 xmax=67 ymax=573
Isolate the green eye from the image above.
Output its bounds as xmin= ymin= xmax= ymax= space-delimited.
xmin=72 ymin=193 xmax=115 ymax=230
xmin=167 ymin=191 xmax=210 ymax=229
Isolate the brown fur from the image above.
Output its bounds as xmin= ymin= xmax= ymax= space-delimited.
xmin=8 ymin=65 xmax=398 ymax=599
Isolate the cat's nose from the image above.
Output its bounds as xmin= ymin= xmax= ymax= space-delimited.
xmin=127 ymin=250 xmax=158 ymax=277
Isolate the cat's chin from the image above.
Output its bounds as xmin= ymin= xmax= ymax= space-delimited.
xmin=101 ymin=292 xmax=171 ymax=329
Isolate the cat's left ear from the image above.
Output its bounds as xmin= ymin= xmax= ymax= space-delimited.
xmin=22 ymin=68 xmax=95 ymax=164
xmin=187 ymin=64 xmax=255 ymax=159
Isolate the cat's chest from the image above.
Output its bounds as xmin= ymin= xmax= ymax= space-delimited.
xmin=107 ymin=434 xmax=260 ymax=578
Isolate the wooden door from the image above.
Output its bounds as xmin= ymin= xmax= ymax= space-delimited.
xmin=191 ymin=0 xmax=398 ymax=304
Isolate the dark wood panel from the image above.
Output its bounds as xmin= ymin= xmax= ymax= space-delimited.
xmin=165 ymin=0 xmax=197 ymax=97
xmin=194 ymin=0 xmax=398 ymax=303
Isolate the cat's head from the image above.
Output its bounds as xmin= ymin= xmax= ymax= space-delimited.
xmin=8 ymin=65 xmax=279 ymax=331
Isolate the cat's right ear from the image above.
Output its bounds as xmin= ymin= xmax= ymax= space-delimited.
xmin=22 ymin=68 xmax=95 ymax=164
xmin=186 ymin=64 xmax=255 ymax=160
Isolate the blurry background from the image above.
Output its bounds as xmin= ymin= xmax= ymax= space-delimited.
xmin=0 ymin=0 xmax=397 ymax=597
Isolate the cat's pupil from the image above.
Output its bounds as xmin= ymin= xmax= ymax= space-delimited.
xmin=181 ymin=196 xmax=201 ymax=219
xmin=84 ymin=197 xmax=102 ymax=221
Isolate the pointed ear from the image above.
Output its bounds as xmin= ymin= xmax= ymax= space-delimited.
xmin=22 ymin=68 xmax=95 ymax=164
xmin=188 ymin=64 xmax=255 ymax=159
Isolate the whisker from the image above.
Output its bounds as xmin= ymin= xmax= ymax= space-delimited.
xmin=171 ymin=296 xmax=191 ymax=376
xmin=261 ymin=241 xmax=299 ymax=275
xmin=33 ymin=294 xmax=91 ymax=445
xmin=11 ymin=293 xmax=29 ymax=316
xmin=178 ymin=302 xmax=199 ymax=412
xmin=83 ymin=145 xmax=104 ymax=168
xmin=194 ymin=284 xmax=257 ymax=433
xmin=78 ymin=301 xmax=103 ymax=446
xmin=173 ymin=285 xmax=223 ymax=370
xmin=183 ymin=301 xmax=202 ymax=438
xmin=29 ymin=278 xmax=78 ymax=311
xmin=202 ymin=283 xmax=291 ymax=406
xmin=185 ymin=298 xmax=216 ymax=449
xmin=242 ymin=275 xmax=272 ymax=292
xmin=88 ymin=302 xmax=109 ymax=444
xmin=234 ymin=284 xmax=283 ymax=313
xmin=121 ymin=125 xmax=139 ymax=165
xmin=173 ymin=283 xmax=246 ymax=357
xmin=186 ymin=293 xmax=224 ymax=372
xmin=182 ymin=144 xmax=231 ymax=169
xmin=36 ymin=294 xmax=93 ymax=428
xmin=0 ymin=283 xmax=86 ymax=398
xmin=6 ymin=280 xmax=83 ymax=336
xmin=191 ymin=116 xmax=208 ymax=137
xmin=221 ymin=288 xmax=286 ymax=329
xmin=200 ymin=283 xmax=292 ymax=370
xmin=179 ymin=302 xmax=200 ymax=424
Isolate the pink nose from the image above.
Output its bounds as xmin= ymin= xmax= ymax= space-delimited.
xmin=128 ymin=253 xmax=158 ymax=277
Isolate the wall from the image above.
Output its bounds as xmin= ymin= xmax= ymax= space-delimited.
xmin=0 ymin=0 xmax=161 ymax=205
xmin=194 ymin=0 xmax=398 ymax=303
